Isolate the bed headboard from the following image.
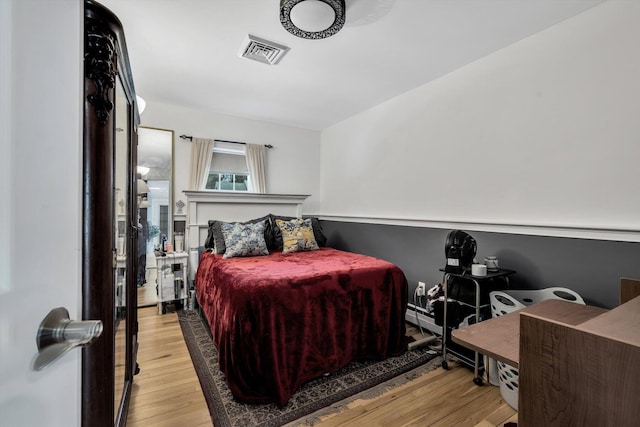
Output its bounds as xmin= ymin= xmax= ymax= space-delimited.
xmin=183 ymin=191 xmax=310 ymax=277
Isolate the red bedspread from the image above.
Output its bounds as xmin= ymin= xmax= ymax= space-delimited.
xmin=195 ymin=247 xmax=408 ymax=406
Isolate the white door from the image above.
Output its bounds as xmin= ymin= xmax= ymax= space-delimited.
xmin=0 ymin=1 xmax=85 ymax=425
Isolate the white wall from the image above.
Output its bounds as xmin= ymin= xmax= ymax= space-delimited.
xmin=320 ymin=1 xmax=640 ymax=239
xmin=140 ymin=101 xmax=322 ymax=214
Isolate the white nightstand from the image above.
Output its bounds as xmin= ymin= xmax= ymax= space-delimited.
xmin=115 ymin=255 xmax=127 ymax=308
xmin=156 ymin=251 xmax=188 ymax=314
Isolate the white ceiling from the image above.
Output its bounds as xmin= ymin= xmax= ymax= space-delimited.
xmin=101 ymin=0 xmax=603 ymax=131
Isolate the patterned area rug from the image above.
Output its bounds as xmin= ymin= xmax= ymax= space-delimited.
xmin=178 ymin=310 xmax=440 ymax=427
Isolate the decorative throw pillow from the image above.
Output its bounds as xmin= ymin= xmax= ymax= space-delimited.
xmin=211 ymin=220 xmax=227 ymax=254
xmin=270 ymin=214 xmax=327 ymax=250
xmin=204 ymin=220 xmax=217 ymax=249
xmin=208 ymin=216 xmax=272 ymax=254
xmin=275 ymin=218 xmax=319 ymax=254
xmin=221 ymin=221 xmax=269 ymax=258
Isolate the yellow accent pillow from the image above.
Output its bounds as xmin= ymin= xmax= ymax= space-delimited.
xmin=275 ymin=218 xmax=319 ymax=254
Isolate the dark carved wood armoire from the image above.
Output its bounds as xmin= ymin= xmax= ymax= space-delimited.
xmin=83 ymin=1 xmax=141 ymax=425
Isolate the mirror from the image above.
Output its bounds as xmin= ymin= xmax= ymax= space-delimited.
xmin=137 ymin=127 xmax=174 ymax=307
xmin=114 ymin=75 xmax=129 ymax=421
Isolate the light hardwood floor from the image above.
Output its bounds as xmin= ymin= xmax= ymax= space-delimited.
xmin=137 ymin=280 xmax=158 ymax=308
xmin=137 ymin=253 xmax=158 ymax=308
xmin=127 ymin=307 xmax=211 ymax=427
xmin=128 ymin=307 xmax=517 ymax=426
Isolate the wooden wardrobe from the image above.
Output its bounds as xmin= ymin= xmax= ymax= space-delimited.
xmin=83 ymin=1 xmax=141 ymax=425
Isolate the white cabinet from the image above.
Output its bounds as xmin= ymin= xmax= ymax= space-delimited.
xmin=156 ymin=252 xmax=188 ymax=314
xmin=115 ymin=255 xmax=127 ymax=309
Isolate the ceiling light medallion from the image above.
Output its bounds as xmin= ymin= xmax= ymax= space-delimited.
xmin=280 ymin=0 xmax=346 ymax=40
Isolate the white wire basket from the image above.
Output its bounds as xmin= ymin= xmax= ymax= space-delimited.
xmin=489 ymin=287 xmax=585 ymax=410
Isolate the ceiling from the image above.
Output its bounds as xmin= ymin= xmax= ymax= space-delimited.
xmin=101 ymin=0 xmax=603 ymax=131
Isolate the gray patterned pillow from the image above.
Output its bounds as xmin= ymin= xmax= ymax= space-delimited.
xmin=206 ymin=215 xmax=272 ymax=254
xmin=221 ymin=221 xmax=269 ymax=259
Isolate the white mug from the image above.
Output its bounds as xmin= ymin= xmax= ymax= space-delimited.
xmin=471 ymin=264 xmax=487 ymax=276
xmin=484 ymin=256 xmax=499 ymax=271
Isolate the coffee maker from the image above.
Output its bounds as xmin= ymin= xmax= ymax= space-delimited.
xmin=444 ymin=230 xmax=477 ymax=274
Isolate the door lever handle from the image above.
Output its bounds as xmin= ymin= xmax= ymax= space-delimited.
xmin=33 ymin=307 xmax=103 ymax=371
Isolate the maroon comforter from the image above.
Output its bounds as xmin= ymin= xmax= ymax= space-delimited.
xmin=195 ymin=247 xmax=408 ymax=406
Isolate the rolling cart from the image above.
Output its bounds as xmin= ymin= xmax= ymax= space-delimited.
xmin=440 ymin=268 xmax=515 ymax=385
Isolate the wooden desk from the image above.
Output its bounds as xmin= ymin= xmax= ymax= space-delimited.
xmin=519 ymin=295 xmax=640 ymax=426
xmin=577 ymin=294 xmax=640 ymax=346
xmin=451 ymin=299 xmax=607 ymax=368
xmin=451 ymin=281 xmax=640 ymax=426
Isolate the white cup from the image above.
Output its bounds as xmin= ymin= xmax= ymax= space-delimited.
xmin=485 ymin=256 xmax=499 ymax=271
xmin=471 ymin=264 xmax=487 ymax=276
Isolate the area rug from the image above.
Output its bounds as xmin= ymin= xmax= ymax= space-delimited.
xmin=178 ymin=310 xmax=440 ymax=427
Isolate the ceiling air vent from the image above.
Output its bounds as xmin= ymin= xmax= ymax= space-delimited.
xmin=239 ymin=34 xmax=290 ymax=65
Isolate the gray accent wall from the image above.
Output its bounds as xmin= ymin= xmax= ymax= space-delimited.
xmin=321 ymin=220 xmax=640 ymax=309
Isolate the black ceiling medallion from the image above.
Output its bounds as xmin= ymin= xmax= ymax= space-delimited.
xmin=280 ymin=0 xmax=346 ymax=40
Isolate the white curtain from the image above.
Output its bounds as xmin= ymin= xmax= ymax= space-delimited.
xmin=245 ymin=143 xmax=267 ymax=193
xmin=189 ymin=137 xmax=214 ymax=190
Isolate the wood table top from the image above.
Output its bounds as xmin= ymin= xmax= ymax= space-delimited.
xmin=577 ymin=295 xmax=640 ymax=347
xmin=451 ymin=299 xmax=607 ymax=368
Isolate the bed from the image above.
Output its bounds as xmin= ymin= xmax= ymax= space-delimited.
xmin=185 ymin=191 xmax=408 ymax=406
xmin=196 ymin=246 xmax=408 ymax=406
xmin=185 ymin=192 xmax=408 ymax=406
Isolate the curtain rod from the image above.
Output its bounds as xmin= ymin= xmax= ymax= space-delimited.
xmin=179 ymin=134 xmax=273 ymax=149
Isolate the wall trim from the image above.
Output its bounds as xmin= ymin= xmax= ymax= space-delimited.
xmin=316 ymin=214 xmax=640 ymax=243
xmin=183 ymin=190 xmax=309 ymax=205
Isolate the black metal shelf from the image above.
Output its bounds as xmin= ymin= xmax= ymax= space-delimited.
xmin=440 ymin=268 xmax=515 ymax=385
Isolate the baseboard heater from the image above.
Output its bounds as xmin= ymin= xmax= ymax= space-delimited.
xmin=405 ymin=303 xmax=442 ymax=337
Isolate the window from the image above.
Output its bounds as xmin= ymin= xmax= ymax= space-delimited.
xmin=159 ymin=205 xmax=169 ymax=236
xmin=204 ymin=142 xmax=250 ymax=192
xmin=206 ymin=172 xmax=249 ymax=191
